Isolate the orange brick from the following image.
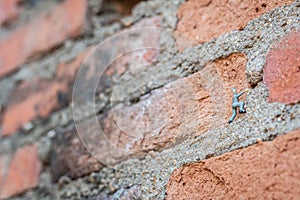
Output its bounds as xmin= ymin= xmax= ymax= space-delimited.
xmin=166 ymin=129 xmax=300 ymax=200
xmin=2 ymin=81 xmax=68 ymax=136
xmin=0 ymin=144 xmax=41 ymax=199
xmin=0 ymin=0 xmax=20 ymax=25
xmin=1 ymin=49 xmax=90 ymax=136
xmin=264 ymin=31 xmax=300 ymax=104
xmin=176 ymin=0 xmax=294 ymax=47
xmin=51 ymin=51 xmax=248 ymax=179
xmin=0 ymin=0 xmax=87 ymax=77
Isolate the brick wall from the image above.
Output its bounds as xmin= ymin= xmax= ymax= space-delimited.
xmin=0 ymin=0 xmax=299 ymax=199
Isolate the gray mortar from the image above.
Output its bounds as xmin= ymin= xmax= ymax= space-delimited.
xmin=173 ymin=0 xmax=300 ymax=85
xmin=0 ymin=5 xmax=123 ymax=153
xmin=10 ymin=22 xmax=121 ymax=83
xmin=4 ymin=0 xmax=300 ymax=199
xmin=54 ymin=1 xmax=300 ymax=199
xmin=111 ymin=2 xmax=300 ymax=101
xmin=0 ymin=79 xmax=15 ymax=109
xmin=0 ymin=0 xmax=184 ymax=149
xmin=121 ymin=0 xmax=183 ymax=28
xmin=112 ymin=0 xmax=300 ymax=118
xmin=55 ymin=84 xmax=300 ymax=200
xmin=0 ymin=1 xmax=120 ymax=155
xmin=0 ymin=0 xmax=59 ymax=38
xmin=0 ymin=99 xmax=108 ymax=155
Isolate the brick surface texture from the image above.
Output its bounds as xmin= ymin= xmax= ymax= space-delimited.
xmin=50 ymin=126 xmax=103 ymax=181
xmin=0 ymin=0 xmax=87 ymax=77
xmin=0 ymin=0 xmax=299 ymax=199
xmin=0 ymin=144 xmax=41 ymax=199
xmin=1 ymin=49 xmax=91 ymax=136
xmin=0 ymin=0 xmax=20 ymax=25
xmin=176 ymin=0 xmax=294 ymax=44
xmin=51 ymin=53 xmax=248 ymax=178
xmin=51 ymin=16 xmax=162 ymax=178
xmin=264 ymin=30 xmax=300 ymax=104
xmin=166 ymin=129 xmax=300 ymax=200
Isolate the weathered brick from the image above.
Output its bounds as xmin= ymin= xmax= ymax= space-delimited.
xmin=1 ymin=49 xmax=90 ymax=136
xmin=97 ymin=54 xmax=247 ymax=157
xmin=213 ymin=53 xmax=249 ymax=121
xmin=166 ymin=128 xmax=300 ymax=200
xmin=176 ymin=0 xmax=294 ymax=47
xmin=0 ymin=144 xmax=41 ymax=199
xmin=0 ymin=0 xmax=87 ymax=77
xmin=263 ymin=31 xmax=300 ymax=104
xmin=0 ymin=0 xmax=20 ymax=25
xmin=73 ymin=16 xmax=161 ymax=105
xmin=51 ymin=16 xmax=162 ymax=179
xmin=1 ymin=16 xmax=161 ymax=137
xmin=51 ymin=53 xmax=248 ymax=179
xmin=50 ymin=125 xmax=103 ymax=181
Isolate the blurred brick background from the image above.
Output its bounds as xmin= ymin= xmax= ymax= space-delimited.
xmin=0 ymin=0 xmax=299 ymax=199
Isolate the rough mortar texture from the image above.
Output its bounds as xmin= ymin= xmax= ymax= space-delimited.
xmin=1 ymin=0 xmax=300 ymax=199
xmin=50 ymin=52 xmax=249 ymax=180
xmin=166 ymin=128 xmax=300 ymax=200
xmin=176 ymin=0 xmax=294 ymax=44
xmin=56 ymin=82 xmax=300 ymax=200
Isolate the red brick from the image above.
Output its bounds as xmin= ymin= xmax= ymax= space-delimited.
xmin=213 ymin=53 xmax=249 ymax=120
xmin=264 ymin=31 xmax=300 ymax=104
xmin=176 ymin=0 xmax=294 ymax=48
xmin=51 ymin=16 xmax=165 ymax=179
xmin=105 ymin=54 xmax=247 ymax=154
xmin=1 ymin=49 xmax=90 ymax=136
xmin=2 ymin=16 xmax=161 ymax=137
xmin=51 ymin=53 xmax=248 ymax=179
xmin=0 ymin=144 xmax=41 ymax=199
xmin=166 ymin=129 xmax=300 ymax=200
xmin=50 ymin=125 xmax=103 ymax=181
xmin=73 ymin=16 xmax=161 ymax=104
xmin=0 ymin=0 xmax=87 ymax=77
xmin=0 ymin=0 xmax=20 ymax=25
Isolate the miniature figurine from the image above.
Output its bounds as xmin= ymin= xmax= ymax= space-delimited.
xmin=228 ymin=88 xmax=247 ymax=124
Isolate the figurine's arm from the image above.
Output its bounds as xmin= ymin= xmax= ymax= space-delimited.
xmin=237 ymin=91 xmax=245 ymax=98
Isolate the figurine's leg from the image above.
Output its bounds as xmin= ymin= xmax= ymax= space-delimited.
xmin=228 ymin=108 xmax=237 ymax=124
xmin=239 ymin=101 xmax=246 ymax=113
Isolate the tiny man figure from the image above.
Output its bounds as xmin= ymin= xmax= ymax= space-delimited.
xmin=228 ymin=88 xmax=247 ymax=124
